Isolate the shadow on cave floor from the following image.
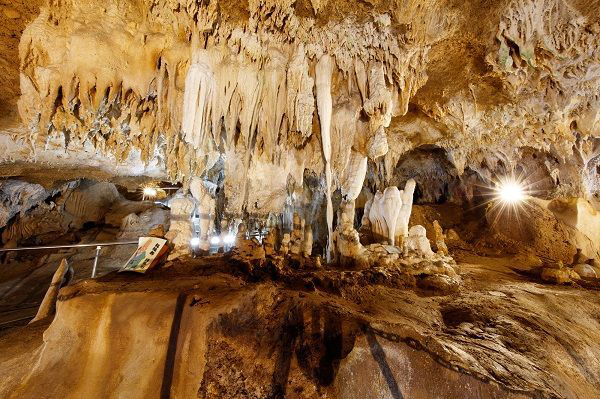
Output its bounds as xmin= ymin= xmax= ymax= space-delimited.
xmin=367 ymin=332 xmax=404 ymax=399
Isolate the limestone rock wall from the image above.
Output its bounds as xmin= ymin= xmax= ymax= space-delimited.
xmin=0 ymin=180 xmax=49 ymax=228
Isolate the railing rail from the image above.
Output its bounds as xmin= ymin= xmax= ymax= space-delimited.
xmin=0 ymin=240 xmax=139 ymax=278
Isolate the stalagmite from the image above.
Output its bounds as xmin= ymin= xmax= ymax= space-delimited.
xmin=396 ymin=179 xmax=416 ymax=245
xmin=303 ymin=229 xmax=313 ymax=257
xmin=335 ymin=200 xmax=367 ymax=267
xmin=382 ymin=187 xmax=402 ymax=246
xmin=30 ymin=259 xmax=72 ymax=324
xmin=366 ymin=179 xmax=416 ymax=247
xmin=263 ymin=228 xmax=278 ymax=256
xmin=361 ymin=196 xmax=373 ymax=234
xmin=406 ymin=225 xmax=435 ymax=258
xmin=280 ymin=233 xmax=291 ymax=256
xmin=290 ymin=213 xmax=304 ymax=256
xmin=190 ymin=178 xmax=216 ymax=251
xmin=165 ymin=195 xmax=195 ymax=259
xmin=316 ymin=54 xmax=334 ymax=262
xmin=433 ymin=220 xmax=449 ymax=255
xmin=369 ymin=191 xmax=388 ymax=242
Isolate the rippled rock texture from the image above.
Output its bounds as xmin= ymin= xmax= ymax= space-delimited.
xmin=1 ymin=254 xmax=599 ymax=398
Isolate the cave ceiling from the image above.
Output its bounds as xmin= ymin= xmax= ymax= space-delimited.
xmin=0 ymin=0 xmax=599 ymax=212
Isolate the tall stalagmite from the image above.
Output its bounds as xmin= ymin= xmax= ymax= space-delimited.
xmin=316 ymin=54 xmax=334 ymax=260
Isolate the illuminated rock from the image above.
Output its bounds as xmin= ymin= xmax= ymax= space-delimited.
xmin=165 ymin=196 xmax=195 ymax=259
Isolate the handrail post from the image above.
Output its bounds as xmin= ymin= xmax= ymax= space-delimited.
xmin=91 ymin=246 xmax=102 ymax=278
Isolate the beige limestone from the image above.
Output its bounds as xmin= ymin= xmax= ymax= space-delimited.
xmin=165 ymin=196 xmax=195 ymax=259
xmin=29 ymin=259 xmax=71 ymax=324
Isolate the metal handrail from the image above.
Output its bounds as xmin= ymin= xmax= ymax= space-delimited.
xmin=0 ymin=241 xmax=138 ymax=252
xmin=0 ymin=240 xmax=139 ymax=278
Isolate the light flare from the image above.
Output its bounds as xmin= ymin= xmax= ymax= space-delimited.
xmin=142 ymin=186 xmax=158 ymax=200
xmin=484 ymin=172 xmax=538 ymax=227
xmin=497 ymin=180 xmax=525 ymax=204
xmin=223 ymin=234 xmax=236 ymax=245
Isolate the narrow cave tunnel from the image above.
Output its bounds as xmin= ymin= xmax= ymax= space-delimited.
xmin=1 ymin=1 xmax=600 ymax=398
xmin=387 ymin=145 xmax=459 ymax=205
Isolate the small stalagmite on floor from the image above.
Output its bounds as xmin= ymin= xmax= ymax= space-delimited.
xmin=29 ymin=258 xmax=73 ymax=324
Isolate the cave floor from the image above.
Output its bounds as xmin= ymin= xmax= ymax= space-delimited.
xmin=1 ymin=252 xmax=599 ymax=398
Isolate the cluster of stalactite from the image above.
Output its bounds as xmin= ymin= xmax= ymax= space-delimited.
xmin=18 ymin=0 xmax=435 ymax=222
xmin=15 ymin=0 xmax=600 ymax=223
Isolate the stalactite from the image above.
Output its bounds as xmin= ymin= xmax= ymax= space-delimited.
xmin=341 ymin=150 xmax=368 ymax=201
xmin=287 ymin=44 xmax=315 ymax=143
xmin=182 ymin=57 xmax=215 ymax=150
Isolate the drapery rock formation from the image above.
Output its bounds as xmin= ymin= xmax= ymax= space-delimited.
xmin=6 ymin=0 xmax=595 ymax=217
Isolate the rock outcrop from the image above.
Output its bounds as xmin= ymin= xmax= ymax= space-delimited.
xmin=2 ymin=254 xmax=599 ymax=398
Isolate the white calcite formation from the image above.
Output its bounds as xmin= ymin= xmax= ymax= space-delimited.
xmin=190 ymin=177 xmax=216 ymax=251
xmin=406 ymin=225 xmax=435 ymax=258
xmin=334 ymin=198 xmax=456 ymax=275
xmin=365 ymin=179 xmax=416 ymax=246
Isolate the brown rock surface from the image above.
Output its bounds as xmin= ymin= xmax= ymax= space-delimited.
xmin=1 ymin=253 xmax=599 ymax=398
xmin=0 ymin=0 xmax=43 ymax=123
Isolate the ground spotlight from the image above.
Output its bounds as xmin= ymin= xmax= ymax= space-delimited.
xmin=223 ymin=234 xmax=236 ymax=245
xmin=143 ymin=186 xmax=158 ymax=200
xmin=190 ymin=237 xmax=200 ymax=248
xmin=210 ymin=236 xmax=221 ymax=245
